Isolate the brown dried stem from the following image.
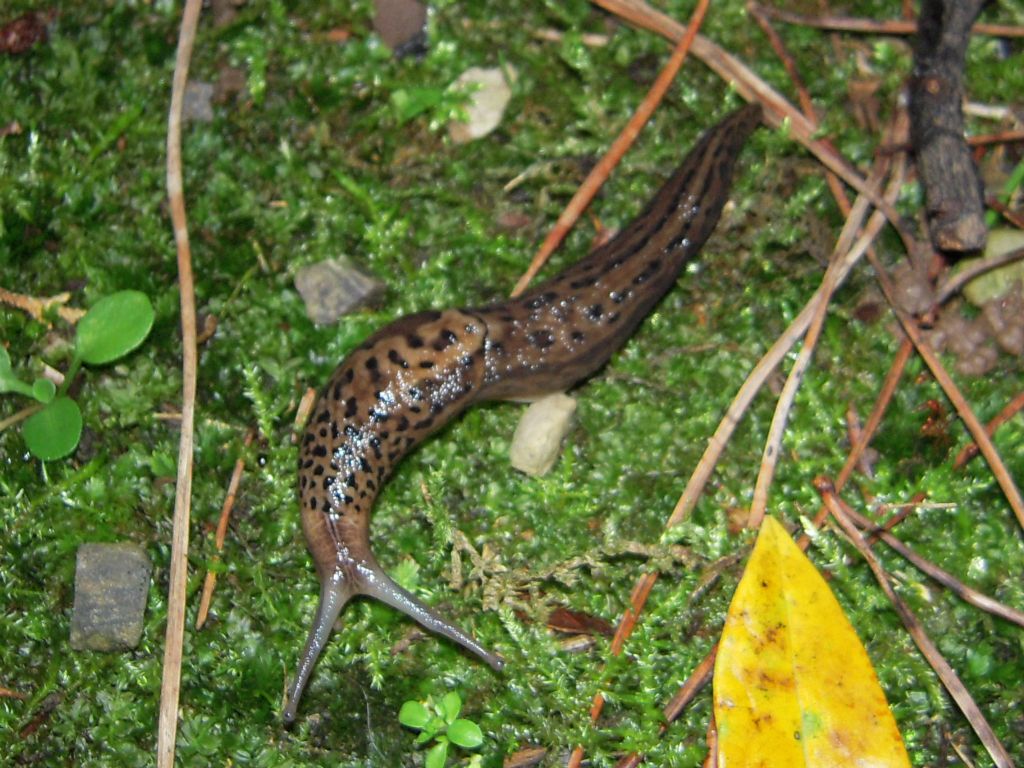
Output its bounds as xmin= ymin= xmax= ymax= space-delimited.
xmin=750 ymin=5 xmax=1024 ymax=39
xmin=157 ymin=0 xmax=202 ymax=764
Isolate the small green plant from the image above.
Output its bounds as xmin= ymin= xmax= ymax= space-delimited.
xmin=399 ymin=692 xmax=485 ymax=768
xmin=1 ymin=290 xmax=155 ymax=460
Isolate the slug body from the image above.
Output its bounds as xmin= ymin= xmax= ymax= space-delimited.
xmin=284 ymin=105 xmax=760 ymax=722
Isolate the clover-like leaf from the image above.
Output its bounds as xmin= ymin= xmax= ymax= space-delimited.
xmin=22 ymin=396 xmax=82 ymax=460
xmin=398 ymin=700 xmax=431 ymax=730
xmin=424 ymin=739 xmax=448 ymax=768
xmin=32 ymin=378 xmax=56 ymax=403
xmin=439 ymin=692 xmax=462 ymax=723
xmin=447 ymin=718 xmax=483 ymax=749
xmin=75 ymin=290 xmax=155 ymax=365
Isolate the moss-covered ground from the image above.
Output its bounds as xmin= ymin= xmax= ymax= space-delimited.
xmin=1 ymin=1 xmax=1022 ymax=766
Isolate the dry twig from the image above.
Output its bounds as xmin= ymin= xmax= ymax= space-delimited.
xmin=157 ymin=0 xmax=202 ymax=764
xmin=196 ymin=429 xmax=256 ymax=629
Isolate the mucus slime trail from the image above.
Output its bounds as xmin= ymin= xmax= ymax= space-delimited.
xmin=283 ymin=104 xmax=761 ymax=723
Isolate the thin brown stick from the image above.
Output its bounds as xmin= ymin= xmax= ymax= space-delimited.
xmin=196 ymin=429 xmax=256 ymax=629
xmin=985 ymin=198 xmax=1024 ymax=230
xmin=970 ymin=130 xmax=1024 ymax=147
xmin=836 ymin=339 xmax=914 ymax=493
xmin=661 ymin=645 xmax=716 ymax=724
xmin=953 ymin=390 xmax=1024 ymax=469
xmin=511 ymin=0 xmax=711 ymax=298
xmin=839 ymin=499 xmax=1024 ymax=627
xmin=817 ymin=479 xmax=1016 ymax=768
xmin=157 ymin=0 xmax=202 ymax=765
xmin=753 ymin=5 xmax=1024 ymax=39
xmin=747 ymin=3 xmax=815 ymax=118
xmin=0 ymin=402 xmax=43 ymax=432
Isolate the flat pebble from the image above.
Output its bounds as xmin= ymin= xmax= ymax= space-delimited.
xmin=70 ymin=542 xmax=152 ymax=651
xmin=295 ymin=256 xmax=385 ymax=325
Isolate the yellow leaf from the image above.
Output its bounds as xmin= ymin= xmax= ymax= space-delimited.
xmin=714 ymin=516 xmax=911 ymax=767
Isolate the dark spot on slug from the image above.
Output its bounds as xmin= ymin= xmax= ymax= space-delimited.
xmin=359 ymin=457 xmax=371 ymax=473
xmin=432 ymin=329 xmax=458 ymax=351
xmin=387 ymin=349 xmax=409 ymax=368
xmin=569 ymin=275 xmax=599 ymax=290
xmin=419 ymin=360 xmax=434 ymax=369
xmin=407 ymin=333 xmax=424 ymax=348
xmin=527 ymin=329 xmax=554 ymax=349
xmin=344 ymin=398 xmax=357 ymax=418
xmin=312 ymin=444 xmax=327 ymax=458
xmin=365 ymin=357 xmax=381 ymax=382
xmin=313 ymin=465 xmax=325 ymax=476
xmin=460 ymin=354 xmax=474 ymax=367
xmin=633 ymin=259 xmax=662 ymax=285
xmin=315 ymin=409 xmax=330 ymax=423
xmin=585 ymin=304 xmax=603 ymax=321
xmin=571 ymin=330 xmax=585 ymax=343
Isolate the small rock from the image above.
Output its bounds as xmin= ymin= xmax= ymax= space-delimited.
xmin=294 ymin=256 xmax=385 ymax=325
xmin=182 ymin=80 xmax=215 ymax=123
xmin=448 ymin=66 xmax=515 ymax=144
xmin=959 ymin=228 xmax=1024 ymax=306
xmin=373 ymin=0 xmax=427 ymax=57
xmin=70 ymin=543 xmax=152 ymax=651
xmin=509 ymin=393 xmax=577 ymax=476
xmin=0 ymin=11 xmax=51 ymax=55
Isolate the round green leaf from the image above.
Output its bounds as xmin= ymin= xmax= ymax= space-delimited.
xmin=439 ymin=692 xmax=462 ymax=723
xmin=398 ymin=700 xmax=430 ymax=730
xmin=447 ymin=719 xmax=483 ymax=749
xmin=425 ymin=740 xmax=448 ymax=768
xmin=75 ymin=290 xmax=155 ymax=365
xmin=32 ymin=378 xmax=56 ymax=403
xmin=22 ymin=396 xmax=82 ymax=460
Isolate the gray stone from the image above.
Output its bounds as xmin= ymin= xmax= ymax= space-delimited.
xmin=294 ymin=256 xmax=385 ymax=325
xmin=70 ymin=543 xmax=152 ymax=651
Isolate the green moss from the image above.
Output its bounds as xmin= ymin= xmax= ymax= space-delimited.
xmin=2 ymin=1 xmax=1023 ymax=766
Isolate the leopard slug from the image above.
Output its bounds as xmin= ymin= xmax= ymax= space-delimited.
xmin=283 ymin=104 xmax=760 ymax=722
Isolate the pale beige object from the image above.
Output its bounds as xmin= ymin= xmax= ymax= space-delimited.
xmin=509 ymin=393 xmax=577 ymax=476
xmin=448 ymin=66 xmax=515 ymax=144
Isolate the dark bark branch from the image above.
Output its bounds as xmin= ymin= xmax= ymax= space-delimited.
xmin=910 ymin=0 xmax=989 ymax=252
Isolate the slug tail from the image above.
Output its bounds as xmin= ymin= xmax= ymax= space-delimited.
xmin=283 ymin=572 xmax=354 ymax=725
xmin=359 ymin=562 xmax=505 ymax=672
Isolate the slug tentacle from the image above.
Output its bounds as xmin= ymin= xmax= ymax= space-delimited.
xmin=283 ymin=569 xmax=354 ymax=725
xmin=286 ymin=105 xmax=761 ymax=723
